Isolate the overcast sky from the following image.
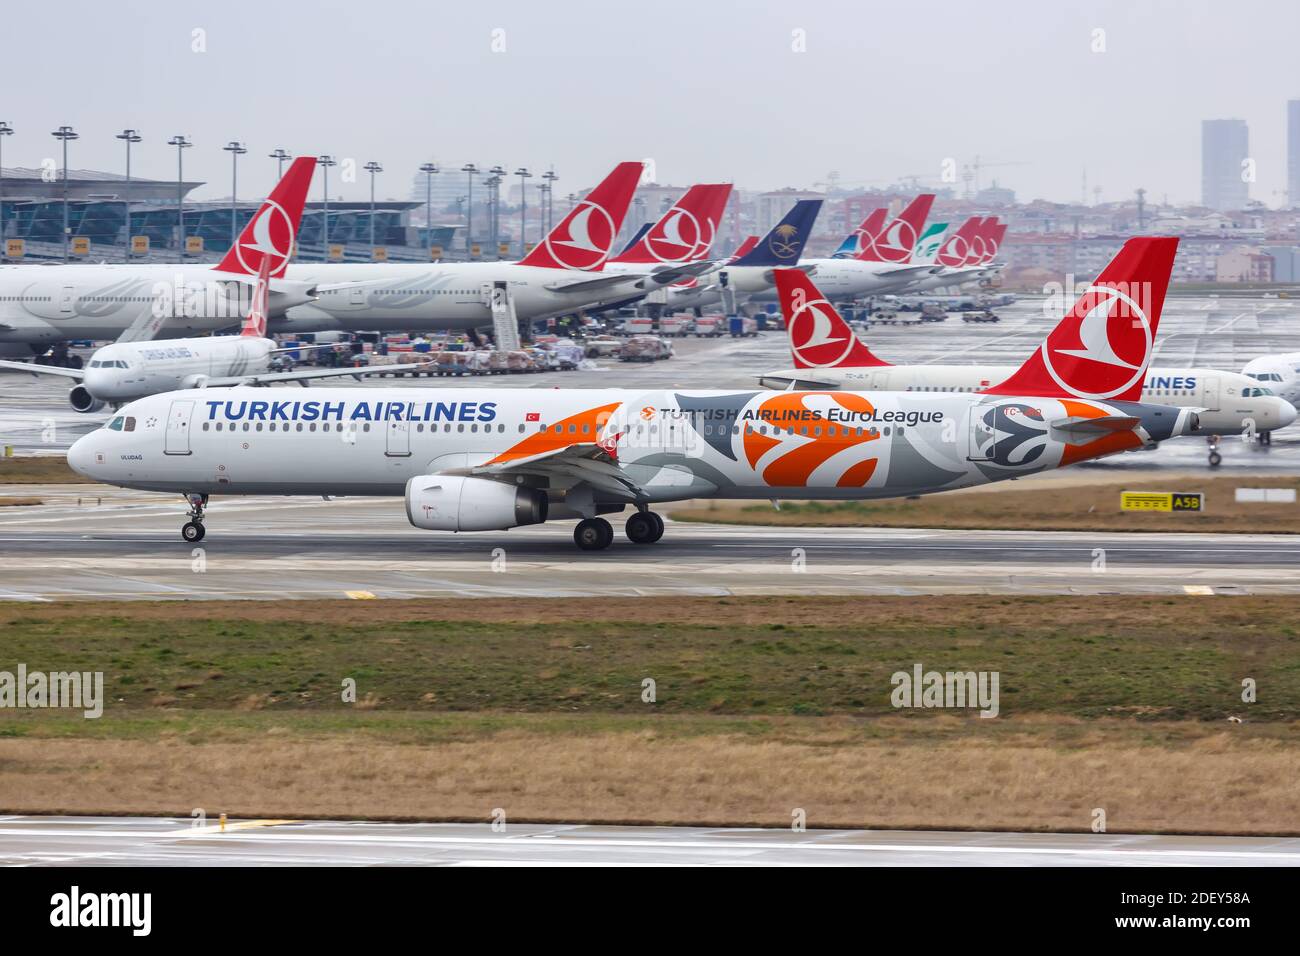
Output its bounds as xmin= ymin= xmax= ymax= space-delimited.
xmin=5 ymin=0 xmax=1298 ymax=206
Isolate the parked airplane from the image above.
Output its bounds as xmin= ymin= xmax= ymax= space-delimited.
xmin=1243 ymin=351 xmax=1300 ymax=410
xmin=760 ymin=255 xmax=1297 ymax=464
xmin=0 ymin=254 xmax=420 ymax=411
xmin=749 ymin=195 xmax=944 ymax=304
xmin=68 ymin=239 xmax=1197 ymax=548
xmin=0 ymin=157 xmax=323 ymax=347
xmin=829 ymin=209 xmax=888 ymax=259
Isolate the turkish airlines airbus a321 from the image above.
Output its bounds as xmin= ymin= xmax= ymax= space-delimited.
xmin=69 ymin=238 xmax=1196 ymax=550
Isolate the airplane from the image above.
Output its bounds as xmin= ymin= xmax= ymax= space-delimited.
xmin=0 ymin=252 xmax=423 ymax=412
xmin=902 ymin=217 xmax=1002 ymax=293
xmin=1242 ymin=351 xmax=1300 ymax=419
xmin=68 ymin=238 xmax=1198 ymax=549
xmin=602 ymin=183 xmax=733 ymax=273
xmin=748 ymin=195 xmax=945 ymax=304
xmin=0 ymin=156 xmax=324 ymax=347
xmin=760 ymin=255 xmax=1297 ymax=464
xmin=625 ymin=201 xmax=822 ymax=314
xmin=829 ymin=209 xmax=888 ymax=259
xmin=273 ymin=161 xmax=713 ymax=335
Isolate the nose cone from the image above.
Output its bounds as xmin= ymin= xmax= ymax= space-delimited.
xmin=1277 ymin=399 xmax=1298 ymax=430
xmin=67 ymin=433 xmax=96 ymax=478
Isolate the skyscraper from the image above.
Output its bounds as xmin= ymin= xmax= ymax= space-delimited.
xmin=1287 ymin=101 xmax=1300 ymax=208
xmin=1201 ymin=119 xmax=1249 ymax=211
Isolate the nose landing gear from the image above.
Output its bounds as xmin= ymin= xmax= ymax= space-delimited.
xmin=181 ymin=493 xmax=208 ymax=542
xmin=1207 ymin=436 xmax=1222 ymax=468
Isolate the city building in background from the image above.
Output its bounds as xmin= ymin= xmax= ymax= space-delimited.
xmin=1201 ymin=118 xmax=1249 ymax=211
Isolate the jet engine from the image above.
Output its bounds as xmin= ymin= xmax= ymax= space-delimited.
xmin=405 ymin=475 xmax=548 ymax=532
xmin=68 ymin=385 xmax=105 ymax=414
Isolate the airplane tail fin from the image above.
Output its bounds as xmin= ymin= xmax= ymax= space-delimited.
xmin=239 ymin=252 xmax=274 ymax=337
xmin=611 ymin=183 xmax=732 ymax=264
xmin=982 ymin=222 xmax=1008 ymax=263
xmin=730 ymin=199 xmax=822 ymax=267
xmin=984 ymin=237 xmax=1178 ymax=401
xmin=935 ymin=217 xmax=982 ymax=267
xmin=728 ymin=235 xmax=760 ymax=262
xmin=964 ymin=217 xmax=998 ymax=265
xmin=213 ymin=155 xmax=316 ymax=278
xmin=518 ymin=161 xmax=643 ymax=271
xmin=831 ymin=208 xmax=887 ymax=259
xmin=774 ymin=268 xmax=889 ymax=369
xmin=858 ymin=194 xmax=934 ymax=263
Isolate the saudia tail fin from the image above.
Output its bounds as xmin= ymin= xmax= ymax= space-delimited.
xmin=774 ymin=268 xmax=890 ymax=369
xmin=611 ymin=183 xmax=732 ymax=264
xmin=214 ymin=156 xmax=316 ymax=278
xmin=239 ymin=252 xmax=274 ymax=337
xmin=983 ymin=237 xmax=1178 ymax=401
xmin=730 ymin=200 xmax=822 ymax=267
xmin=518 ymin=161 xmax=643 ymax=271
xmin=858 ymin=194 xmax=934 ymax=263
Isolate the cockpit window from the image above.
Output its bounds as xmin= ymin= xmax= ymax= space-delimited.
xmin=107 ymin=416 xmax=124 ymax=431
xmin=123 ymin=416 xmax=136 ymax=432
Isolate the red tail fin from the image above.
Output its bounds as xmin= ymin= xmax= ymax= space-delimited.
xmin=935 ymin=217 xmax=982 ymax=267
xmin=859 ymin=194 xmax=934 ymax=263
xmin=239 ymin=253 xmax=273 ymax=337
xmin=214 ymin=156 xmax=315 ymax=278
xmin=774 ymin=268 xmax=889 ymax=369
xmin=729 ymin=235 xmax=759 ymax=261
xmin=518 ymin=161 xmax=643 ymax=271
xmin=983 ymin=237 xmax=1178 ymax=401
xmin=612 ymin=183 xmax=732 ymax=264
xmin=963 ymin=217 xmax=998 ymax=265
xmin=982 ymin=223 xmax=1007 ymax=263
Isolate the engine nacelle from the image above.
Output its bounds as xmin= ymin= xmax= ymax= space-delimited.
xmin=68 ymin=385 xmax=105 ymax=414
xmin=405 ymin=475 xmax=548 ymax=532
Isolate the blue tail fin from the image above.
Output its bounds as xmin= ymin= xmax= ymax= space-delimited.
xmin=730 ymin=199 xmax=822 ymax=267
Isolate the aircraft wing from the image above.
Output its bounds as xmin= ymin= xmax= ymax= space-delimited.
xmin=462 ymin=442 xmax=644 ymax=500
xmin=878 ymin=265 xmax=942 ymax=278
xmin=0 ymin=360 xmax=84 ymax=381
xmin=543 ymin=274 xmax=642 ymax=296
xmin=200 ymin=361 xmax=435 ymax=388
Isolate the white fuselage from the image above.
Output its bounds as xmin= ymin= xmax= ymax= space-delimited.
xmin=69 ymin=385 xmax=1194 ymax=511
xmin=759 ymin=363 xmax=1298 ymax=436
xmin=82 ymin=336 xmax=276 ymax=403
xmin=751 ymin=259 xmax=940 ymax=303
xmin=0 ymin=260 xmax=657 ymax=343
xmin=1243 ymin=352 xmax=1300 ymax=405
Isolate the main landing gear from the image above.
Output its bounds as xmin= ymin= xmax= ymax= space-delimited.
xmin=572 ymin=510 xmax=665 ymax=550
xmin=181 ymin=493 xmax=208 ymax=543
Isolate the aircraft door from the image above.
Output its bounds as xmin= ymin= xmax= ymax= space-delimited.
xmin=59 ymin=286 xmax=76 ymax=314
xmin=164 ymin=399 xmax=194 ymax=455
xmin=386 ymin=416 xmax=412 ymax=457
xmin=1200 ymin=376 xmax=1221 ymax=411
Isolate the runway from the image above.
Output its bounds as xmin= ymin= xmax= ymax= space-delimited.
xmin=3 ymin=816 xmax=1298 ymax=866
xmin=1 ymin=486 xmax=1298 ymax=599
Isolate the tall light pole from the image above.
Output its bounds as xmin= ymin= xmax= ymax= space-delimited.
xmin=418 ymin=162 xmax=438 ymax=254
xmin=268 ymin=146 xmax=290 ymax=181
xmin=115 ymin=129 xmax=141 ymax=262
xmin=51 ymin=126 xmax=79 ymax=261
xmin=167 ymin=135 xmax=191 ymax=262
xmin=223 ymin=141 xmax=247 ymax=251
xmin=461 ymin=163 xmax=479 ymax=258
xmin=542 ymin=167 xmax=558 ymax=233
xmin=0 ymin=122 xmax=12 ymax=251
xmin=364 ymin=161 xmax=383 ymax=251
xmin=515 ymin=167 xmax=532 ymax=257
xmin=318 ymin=154 xmax=336 ymax=261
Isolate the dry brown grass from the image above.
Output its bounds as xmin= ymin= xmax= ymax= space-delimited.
xmin=673 ymin=476 xmax=1300 ymax=534
xmin=0 ymin=496 xmax=42 ymax=507
xmin=0 ymin=456 xmax=91 ymax=484
xmin=3 ymin=721 xmax=1298 ymax=834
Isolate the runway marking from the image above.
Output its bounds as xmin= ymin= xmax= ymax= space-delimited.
xmin=345 ymin=590 xmax=376 ymax=600
xmin=166 ymin=819 xmax=300 ymax=836
xmin=1 ymin=826 xmax=1298 ymax=861
xmin=1183 ymin=585 xmax=1216 ymax=595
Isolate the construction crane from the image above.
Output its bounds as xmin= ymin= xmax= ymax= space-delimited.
xmin=962 ymin=156 xmax=1029 ymax=197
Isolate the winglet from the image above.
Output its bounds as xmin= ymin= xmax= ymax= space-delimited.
xmin=213 ymin=156 xmax=316 ymax=278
